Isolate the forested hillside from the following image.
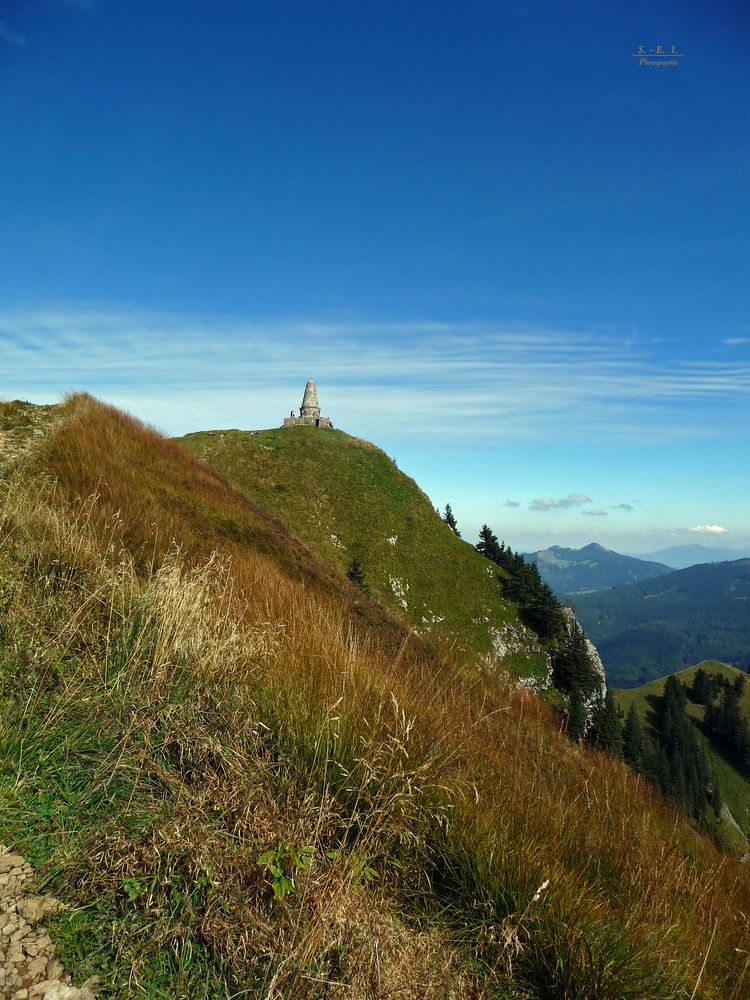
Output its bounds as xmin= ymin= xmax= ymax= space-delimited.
xmin=574 ymin=560 xmax=750 ymax=686
xmin=615 ymin=662 xmax=750 ymax=855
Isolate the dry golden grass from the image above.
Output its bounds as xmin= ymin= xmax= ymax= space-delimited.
xmin=0 ymin=393 xmax=748 ymax=998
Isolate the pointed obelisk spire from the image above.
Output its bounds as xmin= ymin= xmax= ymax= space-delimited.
xmin=300 ymin=380 xmax=320 ymax=419
xmin=282 ymin=379 xmax=332 ymax=427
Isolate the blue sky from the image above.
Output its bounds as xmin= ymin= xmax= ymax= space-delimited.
xmin=1 ymin=0 xmax=749 ymax=553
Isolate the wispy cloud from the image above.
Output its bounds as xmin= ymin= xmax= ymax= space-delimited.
xmin=724 ymin=337 xmax=750 ymax=346
xmin=563 ymin=494 xmax=591 ymax=507
xmin=529 ymin=494 xmax=592 ymax=511
xmin=1 ymin=304 xmax=750 ymax=441
xmin=689 ymin=524 xmax=728 ymax=535
xmin=612 ymin=503 xmax=634 ymax=511
xmin=503 ymin=499 xmax=520 ymax=507
xmin=582 ymin=508 xmax=608 ymax=517
xmin=0 ymin=20 xmax=26 ymax=45
xmin=0 ymin=1 xmax=98 ymax=47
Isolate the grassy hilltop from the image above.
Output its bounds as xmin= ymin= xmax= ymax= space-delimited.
xmin=0 ymin=396 xmax=749 ymax=998
xmin=178 ymin=425 xmax=548 ymax=679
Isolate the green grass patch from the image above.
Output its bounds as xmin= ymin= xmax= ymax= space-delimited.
xmin=178 ymin=427 xmax=526 ymax=665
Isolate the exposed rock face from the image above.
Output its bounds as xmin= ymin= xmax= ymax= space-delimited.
xmin=476 ymin=609 xmax=606 ymax=704
xmin=0 ymin=846 xmax=98 ymax=1000
xmin=489 ymin=623 xmax=536 ymax=661
xmin=388 ymin=575 xmax=408 ymax=610
xmin=561 ymin=606 xmax=608 ymax=704
xmin=583 ymin=636 xmax=607 ymax=699
xmin=515 ymin=657 xmax=553 ymax=693
xmin=483 ymin=624 xmax=553 ymax=693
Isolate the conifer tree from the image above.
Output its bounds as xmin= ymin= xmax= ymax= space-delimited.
xmin=704 ymin=679 xmax=750 ymax=778
xmin=346 ymin=557 xmax=368 ymax=593
xmin=622 ymin=705 xmax=644 ymax=771
xmin=442 ymin=503 xmax=460 ymax=536
xmin=475 ymin=524 xmax=500 ymax=561
xmin=647 ymin=673 xmax=719 ymax=822
xmin=551 ymin=618 xmax=598 ymax=697
xmin=742 ymin=726 xmax=750 ymax=777
xmin=690 ymin=667 xmax=712 ymax=705
xmin=589 ymin=690 xmax=623 ymax=756
xmin=522 ymin=581 xmax=564 ymax=642
xmin=567 ymin=687 xmax=587 ymax=742
xmin=710 ymin=775 xmax=723 ymax=817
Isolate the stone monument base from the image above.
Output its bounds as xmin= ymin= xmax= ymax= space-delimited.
xmin=283 ymin=415 xmax=333 ymax=428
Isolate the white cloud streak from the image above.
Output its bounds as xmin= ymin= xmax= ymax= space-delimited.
xmin=0 ymin=20 xmax=26 ymax=45
xmin=529 ymin=495 xmax=592 ymax=511
xmin=689 ymin=524 xmax=728 ymax=535
xmin=1 ymin=305 xmax=749 ymax=441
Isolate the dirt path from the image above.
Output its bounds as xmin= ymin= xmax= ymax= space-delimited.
xmin=0 ymin=846 xmax=98 ymax=1000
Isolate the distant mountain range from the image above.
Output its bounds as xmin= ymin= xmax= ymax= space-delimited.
xmin=523 ymin=543 xmax=671 ymax=598
xmin=633 ymin=543 xmax=750 ymax=569
xmin=573 ymin=559 xmax=750 ymax=687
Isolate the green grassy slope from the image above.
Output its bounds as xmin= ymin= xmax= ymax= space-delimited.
xmin=573 ymin=560 xmax=750 ymax=686
xmin=615 ymin=661 xmax=750 ymax=853
xmin=178 ymin=426 xmax=548 ymax=678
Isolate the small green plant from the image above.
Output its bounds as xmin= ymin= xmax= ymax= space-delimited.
xmin=326 ymin=848 xmax=379 ymax=888
xmin=258 ymin=840 xmax=315 ymax=899
xmin=122 ymin=876 xmax=143 ymax=903
xmin=346 ymin=556 xmax=368 ymax=593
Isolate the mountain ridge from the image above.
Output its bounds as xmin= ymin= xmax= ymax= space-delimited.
xmin=635 ymin=543 xmax=750 ymax=569
xmin=523 ymin=542 xmax=671 ymax=597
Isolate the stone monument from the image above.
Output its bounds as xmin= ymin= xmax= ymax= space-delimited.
xmin=283 ymin=380 xmax=333 ymax=428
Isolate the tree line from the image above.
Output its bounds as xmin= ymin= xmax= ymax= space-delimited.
xmin=621 ymin=676 xmax=721 ymax=824
xmin=472 ymin=521 xmax=606 ymax=738
xmin=691 ymin=668 xmax=750 ymax=776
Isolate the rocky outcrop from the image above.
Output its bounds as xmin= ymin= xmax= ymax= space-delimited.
xmin=0 ymin=846 xmax=98 ymax=1000
xmin=488 ymin=624 xmax=553 ymax=692
xmin=561 ymin=607 xmax=607 ymax=700
xmin=555 ymin=607 xmax=608 ymax=731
